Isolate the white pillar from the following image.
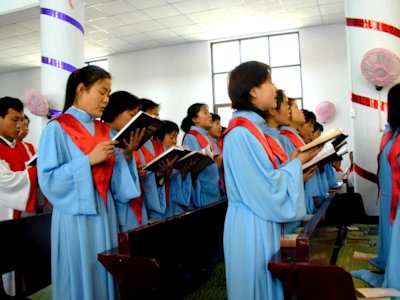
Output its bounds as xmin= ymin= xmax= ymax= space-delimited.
xmin=40 ymin=0 xmax=84 ymax=111
xmin=345 ymin=0 xmax=400 ymax=215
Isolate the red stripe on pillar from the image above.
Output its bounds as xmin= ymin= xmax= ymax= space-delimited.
xmin=346 ymin=18 xmax=400 ymax=38
xmin=351 ymin=93 xmax=388 ymax=112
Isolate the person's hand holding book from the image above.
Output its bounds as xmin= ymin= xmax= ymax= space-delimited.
xmin=123 ymin=128 xmax=146 ymax=162
xmin=155 ymin=156 xmax=179 ymax=178
xmin=290 ymin=146 xmax=322 ymax=165
xmin=303 ymin=165 xmax=318 ymax=182
xmin=89 ymin=140 xmax=118 ymax=166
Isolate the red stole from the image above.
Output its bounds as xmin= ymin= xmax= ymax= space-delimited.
xmin=223 ymin=117 xmax=279 ymax=169
xmin=378 ymin=130 xmax=400 ymax=224
xmin=264 ymin=134 xmax=289 ymax=165
xmin=0 ymin=141 xmax=38 ymax=218
xmin=131 ymin=151 xmax=144 ymax=225
xmin=280 ymin=129 xmax=305 ymax=148
xmin=140 ymin=140 xmax=170 ymax=208
xmin=56 ymin=114 xmax=115 ymax=207
xmin=188 ymin=129 xmax=216 ymax=153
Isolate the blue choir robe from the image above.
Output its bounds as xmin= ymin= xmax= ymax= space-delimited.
xmin=109 ymin=129 xmax=147 ymax=232
xmin=383 ymin=140 xmax=400 ymax=290
xmin=212 ymin=136 xmax=227 ymax=201
xmin=170 ymin=170 xmax=192 ymax=214
xmin=372 ymin=125 xmax=396 ymax=271
xmin=182 ymin=126 xmax=221 ymax=208
xmin=223 ymin=111 xmax=306 ymax=300
xmin=261 ymin=125 xmax=304 ymax=233
xmin=278 ymin=126 xmax=321 ymax=214
xmin=140 ymin=140 xmax=192 ymax=219
xmin=37 ymin=107 xmax=141 ymax=300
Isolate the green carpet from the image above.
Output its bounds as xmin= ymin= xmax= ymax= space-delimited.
xmin=184 ymin=261 xmax=227 ymax=300
xmin=27 ymin=285 xmax=51 ymax=300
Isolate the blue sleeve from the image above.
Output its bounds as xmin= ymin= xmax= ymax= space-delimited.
xmin=223 ymin=127 xmax=306 ymax=222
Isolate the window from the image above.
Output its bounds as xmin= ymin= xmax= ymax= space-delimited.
xmin=211 ymin=33 xmax=302 ymax=126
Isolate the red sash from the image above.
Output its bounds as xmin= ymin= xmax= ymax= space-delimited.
xmin=188 ymin=129 xmax=216 ymax=153
xmin=280 ymin=129 xmax=305 ymax=148
xmin=378 ymin=130 xmax=400 ymax=224
xmin=56 ymin=114 xmax=115 ymax=207
xmin=264 ymin=134 xmax=289 ymax=164
xmin=223 ymin=117 xmax=279 ymax=169
xmin=140 ymin=140 xmax=170 ymax=208
xmin=0 ymin=141 xmax=38 ymax=218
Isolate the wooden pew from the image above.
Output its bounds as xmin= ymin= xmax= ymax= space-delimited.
xmin=98 ymin=200 xmax=227 ymax=300
xmin=0 ymin=213 xmax=52 ymax=298
xmin=268 ymin=194 xmax=359 ymax=300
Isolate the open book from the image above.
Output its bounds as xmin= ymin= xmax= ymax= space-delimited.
xmin=112 ymin=110 xmax=165 ymax=149
xmin=299 ymin=128 xmax=345 ymax=152
xmin=302 ymin=141 xmax=336 ymax=170
xmin=356 ymin=288 xmax=400 ymax=298
xmin=174 ymin=145 xmax=215 ymax=175
xmin=26 ymin=153 xmax=37 ymax=167
xmin=143 ymin=145 xmax=191 ymax=172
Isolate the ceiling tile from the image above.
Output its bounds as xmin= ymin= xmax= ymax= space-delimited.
xmin=319 ymin=3 xmax=344 ymax=15
xmin=117 ymin=10 xmax=152 ymax=25
xmin=322 ymin=13 xmax=345 ymax=24
xmin=157 ymin=15 xmax=194 ymax=27
xmin=173 ymin=0 xmax=212 ymax=14
xmin=131 ymin=20 xmax=164 ymax=32
xmin=135 ymin=39 xmax=162 ymax=49
xmin=85 ymin=6 xmax=108 ymax=21
xmin=109 ymin=25 xmax=139 ymax=36
xmin=88 ymin=16 xmax=124 ymax=29
xmin=126 ymin=0 xmax=168 ymax=9
xmin=142 ymin=5 xmax=182 ymax=19
xmin=96 ymin=0 xmax=137 ymax=15
xmin=123 ymin=32 xmax=153 ymax=42
xmin=145 ymin=28 xmax=178 ymax=39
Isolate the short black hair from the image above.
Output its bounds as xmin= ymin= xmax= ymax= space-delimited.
xmin=101 ymin=91 xmax=140 ymax=123
xmin=303 ymin=109 xmax=316 ymax=124
xmin=211 ymin=113 xmax=221 ymax=122
xmin=228 ymin=61 xmax=271 ymax=114
xmin=140 ymin=98 xmax=159 ymax=112
xmin=388 ymin=83 xmax=400 ymax=132
xmin=314 ymin=122 xmax=323 ymax=132
xmin=154 ymin=120 xmax=179 ymax=142
xmin=0 ymin=97 xmax=24 ymax=118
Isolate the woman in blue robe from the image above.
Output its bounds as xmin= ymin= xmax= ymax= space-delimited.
xmin=37 ymin=66 xmax=140 ymax=300
xmin=222 ymin=61 xmax=320 ymax=300
xmin=381 ymin=83 xmax=400 ymax=290
xmin=153 ymin=120 xmax=192 ymax=215
xmin=351 ymin=84 xmax=400 ymax=288
xmin=261 ymin=89 xmax=309 ymax=233
xmin=101 ymin=90 xmax=147 ymax=231
xmin=181 ymin=103 xmax=221 ymax=208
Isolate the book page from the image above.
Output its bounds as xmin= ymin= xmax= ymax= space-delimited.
xmin=302 ymin=141 xmax=335 ymax=170
xmin=356 ymin=288 xmax=400 ymax=298
xmin=299 ymin=128 xmax=343 ymax=152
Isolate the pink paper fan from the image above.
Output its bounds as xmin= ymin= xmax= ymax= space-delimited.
xmin=315 ymin=101 xmax=336 ymax=124
xmin=23 ymin=89 xmax=49 ymax=116
xmin=361 ymin=48 xmax=400 ymax=89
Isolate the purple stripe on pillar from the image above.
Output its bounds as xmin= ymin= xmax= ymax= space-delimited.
xmin=41 ymin=7 xmax=84 ymax=34
xmin=41 ymin=56 xmax=77 ymax=72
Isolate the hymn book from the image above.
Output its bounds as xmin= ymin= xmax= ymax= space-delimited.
xmin=356 ymin=288 xmax=400 ymax=298
xmin=302 ymin=141 xmax=337 ymax=170
xmin=299 ymin=128 xmax=345 ymax=152
xmin=174 ymin=145 xmax=215 ymax=175
xmin=112 ymin=111 xmax=165 ymax=149
xmin=143 ymin=145 xmax=191 ymax=172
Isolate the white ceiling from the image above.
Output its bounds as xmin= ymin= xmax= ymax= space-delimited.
xmin=0 ymin=0 xmax=345 ymax=74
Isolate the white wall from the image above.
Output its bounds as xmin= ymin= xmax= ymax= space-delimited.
xmin=0 ymin=68 xmax=42 ymax=146
xmin=300 ymin=23 xmax=352 ymax=169
xmin=109 ymin=41 xmax=212 ymax=143
xmin=0 ymin=24 xmax=351 ymax=164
